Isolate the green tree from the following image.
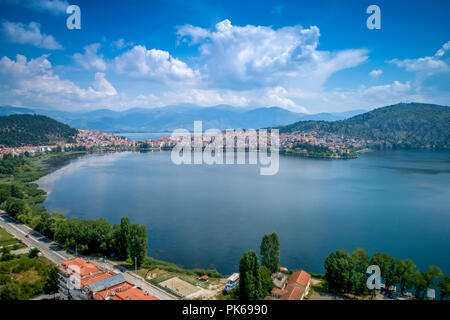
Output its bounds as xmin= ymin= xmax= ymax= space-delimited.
xmin=44 ymin=267 xmax=60 ymax=294
xmin=350 ymin=248 xmax=369 ymax=296
xmin=395 ymin=259 xmax=415 ymax=295
xmin=0 ymin=282 xmax=21 ymax=300
xmin=116 ymin=217 xmax=130 ymax=260
xmin=437 ymin=276 xmax=450 ymax=300
xmin=260 ymin=232 xmax=280 ymax=274
xmin=324 ymin=249 xmax=353 ymax=293
xmin=370 ymin=253 xmax=398 ymax=294
xmin=424 ymin=265 xmax=443 ymax=289
xmin=28 ymin=248 xmax=39 ymax=258
xmin=413 ymin=270 xmax=428 ymax=298
xmin=239 ymin=250 xmax=263 ymax=300
xmin=127 ymin=224 xmax=147 ymax=268
xmin=259 ymin=266 xmax=274 ymax=296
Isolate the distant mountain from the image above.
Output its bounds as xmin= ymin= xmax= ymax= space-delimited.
xmin=0 ymin=114 xmax=78 ymax=147
xmin=278 ymin=103 xmax=450 ymax=149
xmin=0 ymin=105 xmax=366 ymax=132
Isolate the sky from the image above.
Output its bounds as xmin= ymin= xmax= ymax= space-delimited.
xmin=0 ymin=0 xmax=449 ymax=113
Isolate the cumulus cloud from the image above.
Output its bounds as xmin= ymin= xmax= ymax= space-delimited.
xmin=0 ymin=54 xmax=117 ymax=110
xmin=388 ymin=40 xmax=450 ymax=75
xmin=113 ymin=45 xmax=199 ymax=81
xmin=177 ymin=19 xmax=368 ymax=90
xmin=369 ymin=69 xmax=383 ymax=79
xmin=93 ymin=72 xmax=117 ymax=96
xmin=73 ymin=43 xmax=107 ymax=71
xmin=1 ymin=20 xmax=63 ymax=50
xmin=1 ymin=0 xmax=69 ymax=15
xmin=111 ymin=38 xmax=133 ymax=49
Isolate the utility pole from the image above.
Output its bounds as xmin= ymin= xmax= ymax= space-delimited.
xmin=135 ymin=257 xmax=137 ymax=273
xmin=75 ymin=244 xmax=77 ymax=257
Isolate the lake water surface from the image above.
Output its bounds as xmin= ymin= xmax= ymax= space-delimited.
xmin=37 ymin=150 xmax=450 ymax=275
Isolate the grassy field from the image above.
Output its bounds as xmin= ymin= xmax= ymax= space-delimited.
xmin=0 ymin=227 xmax=25 ymax=249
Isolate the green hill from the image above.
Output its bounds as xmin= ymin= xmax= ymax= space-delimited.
xmin=278 ymin=103 xmax=450 ymax=150
xmin=0 ymin=114 xmax=78 ymax=147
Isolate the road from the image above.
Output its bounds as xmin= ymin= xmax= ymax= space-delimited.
xmin=0 ymin=211 xmax=176 ymax=300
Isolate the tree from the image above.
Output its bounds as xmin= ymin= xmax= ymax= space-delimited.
xmin=437 ymin=276 xmax=450 ymax=300
xmin=28 ymin=248 xmax=39 ymax=258
xmin=127 ymin=224 xmax=147 ymax=268
xmin=5 ymin=198 xmax=31 ymax=222
xmin=260 ymin=266 xmax=274 ymax=296
xmin=424 ymin=265 xmax=443 ymax=289
xmin=116 ymin=217 xmax=130 ymax=260
xmin=44 ymin=267 xmax=60 ymax=294
xmin=260 ymin=232 xmax=280 ymax=274
xmin=350 ymin=248 xmax=369 ymax=296
xmin=413 ymin=270 xmax=427 ymax=298
xmin=395 ymin=259 xmax=415 ymax=295
xmin=239 ymin=250 xmax=263 ymax=300
xmin=370 ymin=253 xmax=398 ymax=294
xmin=324 ymin=249 xmax=353 ymax=293
xmin=0 ymin=282 xmax=21 ymax=300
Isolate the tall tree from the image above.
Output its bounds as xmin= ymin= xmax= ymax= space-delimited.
xmin=260 ymin=232 xmax=280 ymax=274
xmin=115 ymin=216 xmax=130 ymax=260
xmin=424 ymin=265 xmax=443 ymax=289
xmin=324 ymin=249 xmax=353 ymax=293
xmin=44 ymin=267 xmax=60 ymax=293
xmin=239 ymin=250 xmax=263 ymax=300
xmin=438 ymin=276 xmax=450 ymax=300
xmin=370 ymin=253 xmax=398 ymax=294
xmin=395 ymin=259 xmax=415 ymax=295
xmin=127 ymin=224 xmax=147 ymax=268
xmin=259 ymin=266 xmax=275 ymax=296
xmin=350 ymin=248 xmax=369 ymax=296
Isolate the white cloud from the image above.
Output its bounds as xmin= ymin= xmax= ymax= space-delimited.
xmin=111 ymin=38 xmax=133 ymax=49
xmin=113 ymin=45 xmax=199 ymax=81
xmin=1 ymin=0 xmax=69 ymax=15
xmin=388 ymin=40 xmax=450 ymax=75
xmin=177 ymin=19 xmax=368 ymax=90
xmin=1 ymin=20 xmax=63 ymax=50
xmin=93 ymin=72 xmax=117 ymax=96
xmin=0 ymin=54 xmax=117 ymax=110
xmin=369 ymin=69 xmax=383 ymax=79
xmin=73 ymin=43 xmax=107 ymax=71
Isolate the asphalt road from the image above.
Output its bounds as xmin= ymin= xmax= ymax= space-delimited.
xmin=0 ymin=211 xmax=176 ymax=300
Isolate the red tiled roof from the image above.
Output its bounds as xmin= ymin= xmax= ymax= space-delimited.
xmin=289 ymin=270 xmax=311 ymax=288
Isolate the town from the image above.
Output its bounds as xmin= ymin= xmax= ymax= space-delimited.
xmin=0 ymin=128 xmax=366 ymax=160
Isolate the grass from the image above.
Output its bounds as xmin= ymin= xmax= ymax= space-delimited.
xmin=0 ymin=227 xmax=25 ymax=249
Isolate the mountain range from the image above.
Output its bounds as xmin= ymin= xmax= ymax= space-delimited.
xmin=0 ymin=104 xmax=367 ymax=133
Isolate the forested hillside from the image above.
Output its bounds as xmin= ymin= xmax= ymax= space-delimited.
xmin=278 ymin=103 xmax=450 ymax=149
xmin=0 ymin=115 xmax=77 ymax=147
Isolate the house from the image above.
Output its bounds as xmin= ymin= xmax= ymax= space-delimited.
xmin=264 ymin=270 xmax=311 ymax=300
xmin=59 ymin=257 xmax=157 ymax=300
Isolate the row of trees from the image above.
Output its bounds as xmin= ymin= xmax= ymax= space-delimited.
xmin=237 ymin=232 xmax=281 ymax=300
xmin=324 ymin=248 xmax=449 ymax=299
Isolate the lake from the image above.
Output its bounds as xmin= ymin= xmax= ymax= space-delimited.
xmin=37 ymin=150 xmax=450 ymax=275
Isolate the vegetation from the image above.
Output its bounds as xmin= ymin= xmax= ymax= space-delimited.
xmin=238 ymin=250 xmax=264 ymax=300
xmin=323 ymin=248 xmax=448 ymax=299
xmin=260 ymin=232 xmax=280 ymax=274
xmin=0 ymin=114 xmax=77 ymax=147
xmin=0 ymin=248 xmax=58 ymax=300
xmin=279 ymin=103 xmax=450 ymax=150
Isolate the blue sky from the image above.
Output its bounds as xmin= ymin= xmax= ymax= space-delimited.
xmin=0 ymin=0 xmax=449 ymax=113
